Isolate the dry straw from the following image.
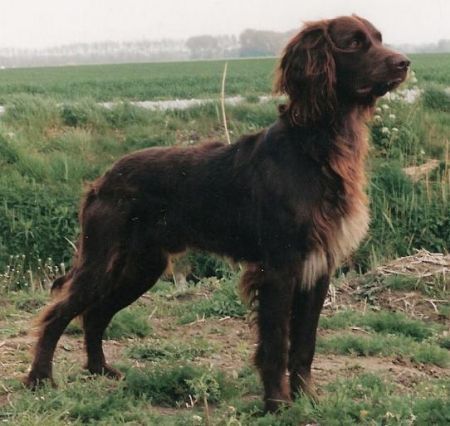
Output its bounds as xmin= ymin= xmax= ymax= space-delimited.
xmin=220 ymin=62 xmax=231 ymax=145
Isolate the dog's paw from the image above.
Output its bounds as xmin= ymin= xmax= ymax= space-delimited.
xmin=86 ymin=363 xmax=122 ymax=380
xmin=263 ymin=397 xmax=291 ymax=414
xmin=23 ymin=371 xmax=56 ymax=390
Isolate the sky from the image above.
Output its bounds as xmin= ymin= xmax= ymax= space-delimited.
xmin=0 ymin=0 xmax=449 ymax=49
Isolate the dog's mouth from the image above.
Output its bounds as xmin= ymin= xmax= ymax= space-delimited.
xmin=356 ymin=78 xmax=404 ymax=98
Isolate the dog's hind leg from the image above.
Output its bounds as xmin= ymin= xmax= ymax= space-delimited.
xmin=288 ymin=274 xmax=329 ymax=400
xmin=82 ymin=247 xmax=167 ymax=378
xmin=252 ymin=266 xmax=296 ymax=413
xmin=24 ymin=269 xmax=97 ymax=389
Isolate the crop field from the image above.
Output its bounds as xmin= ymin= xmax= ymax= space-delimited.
xmin=0 ymin=59 xmax=275 ymax=102
xmin=0 ymin=54 xmax=449 ymax=425
xmin=0 ymin=53 xmax=447 ymax=102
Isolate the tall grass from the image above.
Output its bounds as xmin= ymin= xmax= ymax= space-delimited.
xmin=0 ymin=55 xmax=449 ymax=273
xmin=0 ymin=96 xmax=178 ymax=270
xmin=354 ymin=161 xmax=450 ymax=269
xmin=352 ymin=89 xmax=450 ymax=269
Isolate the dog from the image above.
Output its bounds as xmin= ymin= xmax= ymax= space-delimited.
xmin=25 ymin=15 xmax=409 ymax=413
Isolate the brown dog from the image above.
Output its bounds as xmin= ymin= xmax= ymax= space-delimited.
xmin=25 ymin=15 xmax=409 ymax=413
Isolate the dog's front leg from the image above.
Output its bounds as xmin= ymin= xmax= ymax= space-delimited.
xmin=288 ymin=274 xmax=330 ymax=400
xmin=253 ymin=267 xmax=296 ymax=413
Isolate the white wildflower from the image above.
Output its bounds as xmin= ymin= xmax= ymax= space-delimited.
xmin=381 ymin=104 xmax=390 ymax=110
xmin=375 ymin=107 xmax=382 ymax=114
xmin=373 ymin=115 xmax=382 ymax=124
xmin=389 ymin=114 xmax=396 ymax=120
xmin=391 ymin=127 xmax=399 ymax=133
xmin=192 ymin=415 xmax=203 ymax=424
xmin=381 ymin=127 xmax=390 ymax=135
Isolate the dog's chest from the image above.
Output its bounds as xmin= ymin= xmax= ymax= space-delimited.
xmin=300 ymin=202 xmax=369 ymax=289
xmin=330 ymin=200 xmax=370 ymax=265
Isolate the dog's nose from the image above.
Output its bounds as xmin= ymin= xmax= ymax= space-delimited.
xmin=392 ymin=55 xmax=411 ymax=71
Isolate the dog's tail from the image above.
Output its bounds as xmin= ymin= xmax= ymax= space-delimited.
xmin=50 ymin=266 xmax=78 ymax=296
xmin=239 ymin=264 xmax=263 ymax=325
xmin=76 ymin=180 xmax=103 ymax=259
xmin=50 ymin=182 xmax=100 ymax=297
xmin=50 ymin=275 xmax=67 ymax=295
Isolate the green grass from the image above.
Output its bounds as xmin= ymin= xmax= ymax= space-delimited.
xmin=317 ymin=332 xmax=449 ymax=367
xmin=64 ymin=303 xmax=153 ymax=339
xmin=383 ymin=274 xmax=448 ymax=298
xmin=0 ymin=376 xmax=196 ymax=425
xmin=104 ymin=305 xmax=152 ymax=339
xmin=0 ymin=54 xmax=447 ymax=104
xmin=265 ymin=374 xmax=450 ymax=426
xmin=176 ymin=276 xmax=247 ymax=324
xmin=285 ymin=374 xmax=449 ymax=426
xmin=320 ymin=309 xmax=437 ymax=341
xmin=124 ymin=364 xmax=238 ymax=407
xmin=127 ymin=339 xmax=212 ymax=362
xmin=355 ymin=160 xmax=450 ymax=270
xmin=0 ymin=58 xmax=276 ymax=103
xmin=410 ymin=53 xmax=450 ymax=85
xmin=423 ymin=85 xmax=450 ymax=113
xmin=3 ymin=368 xmax=447 ymax=425
xmin=2 ymin=88 xmax=448 ymax=273
xmin=0 ymin=271 xmax=448 ymax=425
xmin=3 ymin=289 xmax=48 ymax=313
xmin=1 ymin=64 xmax=449 ymax=271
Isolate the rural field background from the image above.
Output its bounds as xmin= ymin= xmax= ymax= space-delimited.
xmin=0 ymin=54 xmax=449 ymax=425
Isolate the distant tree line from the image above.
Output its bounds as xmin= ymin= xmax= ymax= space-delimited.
xmin=394 ymin=39 xmax=450 ymax=54
xmin=185 ymin=29 xmax=296 ymax=59
xmin=0 ymin=29 xmax=448 ymax=68
xmin=0 ymin=39 xmax=190 ymax=68
xmin=0 ymin=29 xmax=295 ymax=68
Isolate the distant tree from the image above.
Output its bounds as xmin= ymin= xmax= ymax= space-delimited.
xmin=239 ymin=29 xmax=292 ymax=57
xmin=216 ymin=35 xmax=240 ymax=58
xmin=186 ymin=35 xmax=219 ymax=59
xmin=437 ymin=39 xmax=450 ymax=52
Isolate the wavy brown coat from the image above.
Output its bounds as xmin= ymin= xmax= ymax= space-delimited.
xmin=25 ymin=15 xmax=410 ymax=413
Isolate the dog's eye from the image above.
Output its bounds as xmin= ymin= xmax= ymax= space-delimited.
xmin=349 ymin=39 xmax=362 ymax=49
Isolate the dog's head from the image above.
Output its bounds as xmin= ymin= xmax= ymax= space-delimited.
xmin=274 ymin=15 xmax=410 ymax=125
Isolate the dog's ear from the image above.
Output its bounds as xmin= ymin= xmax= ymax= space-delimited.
xmin=274 ymin=21 xmax=336 ymax=125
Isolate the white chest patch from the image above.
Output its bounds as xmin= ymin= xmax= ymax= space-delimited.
xmin=300 ymin=201 xmax=370 ymax=290
xmin=331 ymin=201 xmax=370 ymax=266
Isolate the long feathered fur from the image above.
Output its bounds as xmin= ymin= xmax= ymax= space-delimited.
xmin=25 ymin=15 xmax=410 ymax=413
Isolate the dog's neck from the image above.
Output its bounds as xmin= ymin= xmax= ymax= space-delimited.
xmin=284 ymin=103 xmax=371 ymax=166
xmin=329 ymin=107 xmax=370 ymax=201
xmin=283 ymin=103 xmax=370 ymax=214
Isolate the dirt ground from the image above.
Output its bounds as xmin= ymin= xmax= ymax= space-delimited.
xmin=1 ymin=304 xmax=448 ymax=394
xmin=0 ymin=251 xmax=449 ymax=417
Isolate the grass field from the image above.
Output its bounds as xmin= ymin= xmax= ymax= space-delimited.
xmin=0 ymin=54 xmax=449 ymax=424
xmin=0 ymin=53 xmax=448 ymax=103
xmin=0 ymin=59 xmax=275 ymax=102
